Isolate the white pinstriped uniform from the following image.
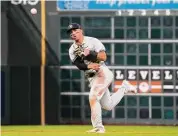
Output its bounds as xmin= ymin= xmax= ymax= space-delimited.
xmin=69 ymin=36 xmax=126 ymax=130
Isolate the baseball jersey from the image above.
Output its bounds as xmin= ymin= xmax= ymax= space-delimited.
xmin=69 ymin=36 xmax=106 ymax=74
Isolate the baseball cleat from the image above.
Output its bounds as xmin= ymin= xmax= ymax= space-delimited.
xmin=122 ymin=80 xmax=137 ymax=93
xmin=86 ymin=128 xmax=105 ymax=133
xmin=96 ymin=129 xmax=105 ymax=133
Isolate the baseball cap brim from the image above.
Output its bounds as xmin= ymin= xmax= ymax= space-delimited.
xmin=67 ymin=23 xmax=81 ymax=33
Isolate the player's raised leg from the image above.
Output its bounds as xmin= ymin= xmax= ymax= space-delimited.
xmin=87 ymin=66 xmax=137 ymax=133
xmin=100 ymin=80 xmax=137 ymax=111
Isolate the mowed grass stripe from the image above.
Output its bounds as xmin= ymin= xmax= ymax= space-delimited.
xmin=1 ymin=125 xmax=178 ymax=136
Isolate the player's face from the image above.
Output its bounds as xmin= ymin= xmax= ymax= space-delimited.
xmin=69 ymin=29 xmax=83 ymax=41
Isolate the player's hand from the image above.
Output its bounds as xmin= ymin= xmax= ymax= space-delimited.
xmin=87 ymin=63 xmax=100 ymax=71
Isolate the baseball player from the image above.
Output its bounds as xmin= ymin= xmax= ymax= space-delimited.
xmin=67 ymin=23 xmax=137 ymax=133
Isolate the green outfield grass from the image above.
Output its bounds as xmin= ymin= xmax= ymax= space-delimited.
xmin=1 ymin=125 xmax=178 ymax=136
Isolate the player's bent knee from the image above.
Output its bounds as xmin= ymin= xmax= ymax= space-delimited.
xmin=89 ymin=94 xmax=97 ymax=101
xmin=102 ymin=105 xmax=113 ymax=111
xmin=89 ymin=95 xmax=98 ymax=108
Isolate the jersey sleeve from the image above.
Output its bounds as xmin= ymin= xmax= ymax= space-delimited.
xmin=69 ymin=46 xmax=76 ymax=62
xmin=93 ymin=38 xmax=106 ymax=53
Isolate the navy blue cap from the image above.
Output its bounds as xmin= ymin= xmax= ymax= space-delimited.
xmin=67 ymin=23 xmax=82 ymax=33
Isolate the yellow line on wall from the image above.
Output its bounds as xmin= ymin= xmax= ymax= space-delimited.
xmin=40 ymin=0 xmax=46 ymax=126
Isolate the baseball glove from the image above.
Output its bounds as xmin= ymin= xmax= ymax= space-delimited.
xmin=73 ymin=47 xmax=100 ymax=63
xmin=73 ymin=46 xmax=85 ymax=59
